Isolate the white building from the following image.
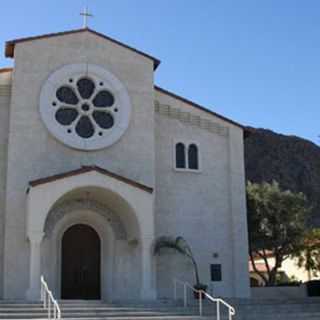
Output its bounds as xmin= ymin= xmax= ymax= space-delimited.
xmin=0 ymin=28 xmax=250 ymax=301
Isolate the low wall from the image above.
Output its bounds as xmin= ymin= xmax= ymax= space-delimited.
xmin=251 ymin=286 xmax=307 ymax=299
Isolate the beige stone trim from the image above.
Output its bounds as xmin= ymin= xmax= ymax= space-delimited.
xmin=0 ymin=85 xmax=11 ymax=96
xmin=155 ymin=100 xmax=229 ymax=136
xmin=44 ymin=198 xmax=127 ymax=239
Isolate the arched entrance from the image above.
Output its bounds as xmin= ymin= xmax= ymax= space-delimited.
xmin=26 ymin=170 xmax=156 ymax=300
xmin=61 ymin=224 xmax=101 ymax=299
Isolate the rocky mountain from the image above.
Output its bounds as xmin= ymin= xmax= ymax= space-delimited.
xmin=244 ymin=127 xmax=320 ymax=225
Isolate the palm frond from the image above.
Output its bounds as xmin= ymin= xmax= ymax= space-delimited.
xmin=153 ymin=235 xmax=201 ymax=285
xmin=154 ymin=236 xmax=187 ymax=256
xmin=176 ymin=236 xmax=193 ymax=258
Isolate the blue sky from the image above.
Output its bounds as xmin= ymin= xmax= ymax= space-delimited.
xmin=0 ymin=0 xmax=319 ymax=145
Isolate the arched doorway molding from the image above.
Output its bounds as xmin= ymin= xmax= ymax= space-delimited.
xmin=41 ymin=209 xmax=115 ymax=300
xmin=26 ymin=169 xmax=155 ymax=301
xmin=44 ymin=198 xmax=127 ymax=240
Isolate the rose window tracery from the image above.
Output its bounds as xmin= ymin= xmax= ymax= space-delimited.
xmin=40 ymin=64 xmax=131 ymax=150
xmin=54 ymin=78 xmax=116 ymax=139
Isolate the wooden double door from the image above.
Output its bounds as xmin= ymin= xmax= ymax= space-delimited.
xmin=61 ymin=224 xmax=101 ymax=299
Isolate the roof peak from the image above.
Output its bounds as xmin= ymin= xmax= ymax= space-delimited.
xmin=29 ymin=165 xmax=153 ymax=193
xmin=5 ymin=28 xmax=160 ymax=70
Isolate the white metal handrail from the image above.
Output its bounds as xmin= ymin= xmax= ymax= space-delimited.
xmin=173 ymin=278 xmax=235 ymax=320
xmin=40 ymin=276 xmax=61 ymax=320
xmin=174 ymin=278 xmax=204 ymax=315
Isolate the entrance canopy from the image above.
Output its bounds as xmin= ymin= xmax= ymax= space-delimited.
xmin=27 ymin=166 xmax=153 ymax=240
xmin=25 ymin=166 xmax=155 ymax=300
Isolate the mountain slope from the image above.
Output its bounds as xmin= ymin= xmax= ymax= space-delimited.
xmin=244 ymin=127 xmax=320 ymax=225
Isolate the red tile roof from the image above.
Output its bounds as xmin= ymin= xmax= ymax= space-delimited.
xmin=0 ymin=67 xmax=13 ymax=74
xmin=4 ymin=29 xmax=249 ymax=134
xmin=29 ymin=166 xmax=153 ymax=193
xmin=5 ymin=28 xmax=161 ymax=70
xmin=249 ymin=261 xmax=268 ymax=273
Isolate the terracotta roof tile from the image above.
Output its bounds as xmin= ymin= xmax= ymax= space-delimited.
xmin=29 ymin=166 xmax=153 ymax=193
xmin=5 ymin=28 xmax=160 ymax=70
xmin=0 ymin=67 xmax=13 ymax=73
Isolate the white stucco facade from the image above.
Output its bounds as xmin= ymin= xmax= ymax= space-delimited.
xmin=0 ymin=28 xmax=250 ymax=301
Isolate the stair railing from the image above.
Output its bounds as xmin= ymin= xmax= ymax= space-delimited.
xmin=40 ymin=276 xmax=61 ymax=320
xmin=174 ymin=278 xmax=204 ymax=315
xmin=173 ymin=278 xmax=235 ymax=320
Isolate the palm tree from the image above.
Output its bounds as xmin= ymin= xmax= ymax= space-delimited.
xmin=154 ymin=236 xmax=206 ymax=290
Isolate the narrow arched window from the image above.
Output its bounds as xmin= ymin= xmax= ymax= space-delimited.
xmin=188 ymin=144 xmax=199 ymax=170
xmin=175 ymin=143 xmax=186 ymax=169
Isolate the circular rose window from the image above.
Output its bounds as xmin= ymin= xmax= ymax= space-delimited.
xmin=40 ymin=64 xmax=131 ymax=150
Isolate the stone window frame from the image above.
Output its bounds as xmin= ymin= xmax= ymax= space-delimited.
xmin=173 ymin=139 xmax=201 ymax=173
xmin=175 ymin=142 xmax=186 ymax=169
xmin=39 ymin=63 xmax=131 ymax=151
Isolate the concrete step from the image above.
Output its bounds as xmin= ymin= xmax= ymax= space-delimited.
xmin=0 ymin=310 xmax=201 ymax=316
xmin=1 ymin=299 xmax=320 ymax=320
xmin=238 ymin=313 xmax=320 ymax=320
xmin=0 ymin=318 xmax=215 ymax=320
xmin=0 ymin=315 xmax=214 ymax=320
xmin=0 ymin=316 xmax=206 ymax=319
xmin=228 ymin=299 xmax=320 ymax=320
xmin=0 ymin=302 xmax=211 ymax=320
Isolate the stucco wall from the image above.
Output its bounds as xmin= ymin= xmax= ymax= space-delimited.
xmin=1 ymin=30 xmax=249 ymax=300
xmin=41 ymin=208 xmax=142 ymax=301
xmin=0 ymin=71 xmax=11 ymax=298
xmin=154 ymin=90 xmax=249 ymax=298
xmin=3 ymin=32 xmax=155 ymax=299
xmin=26 ymin=170 xmax=155 ymax=301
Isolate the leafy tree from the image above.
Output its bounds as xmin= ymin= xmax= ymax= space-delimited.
xmin=294 ymin=228 xmax=320 ymax=279
xmin=247 ymin=181 xmax=310 ymax=286
xmin=153 ymin=236 xmax=206 ymax=290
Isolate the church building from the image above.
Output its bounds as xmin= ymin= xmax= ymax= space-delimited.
xmin=0 ymin=28 xmax=250 ymax=301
